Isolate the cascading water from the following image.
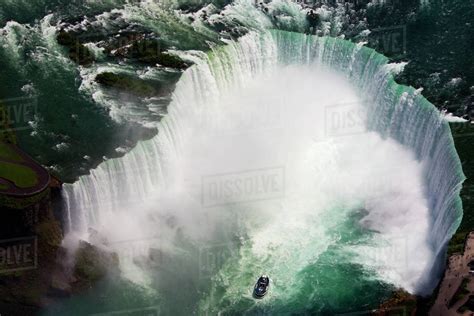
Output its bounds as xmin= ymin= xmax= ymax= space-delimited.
xmin=63 ymin=30 xmax=465 ymax=314
xmin=0 ymin=0 xmax=368 ymax=184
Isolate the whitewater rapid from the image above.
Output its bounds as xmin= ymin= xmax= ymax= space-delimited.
xmin=63 ymin=30 xmax=464 ymax=314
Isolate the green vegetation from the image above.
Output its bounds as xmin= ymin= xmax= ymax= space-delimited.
xmin=0 ymin=142 xmax=23 ymax=162
xmin=0 ymin=184 xmax=49 ymax=210
xmin=0 ymin=102 xmax=48 ymax=207
xmin=367 ymin=0 xmax=474 ymax=117
xmin=458 ymin=295 xmax=474 ymax=313
xmin=0 ymin=207 xmax=63 ymax=310
xmin=36 ymin=220 xmax=63 ymax=251
xmin=57 ymin=30 xmax=95 ymax=66
xmin=0 ymin=161 xmax=38 ymax=189
xmin=448 ymin=122 xmax=474 ymax=255
xmin=95 ymin=72 xmax=171 ymax=97
xmin=0 ymin=103 xmax=17 ymax=144
xmin=448 ymin=231 xmax=468 ymax=255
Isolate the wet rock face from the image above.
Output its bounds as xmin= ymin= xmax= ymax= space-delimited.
xmin=57 ymin=29 xmax=190 ymax=69
xmin=95 ymin=72 xmax=173 ymax=97
xmin=56 ymin=30 xmax=95 ymax=66
xmin=105 ymin=33 xmax=161 ymax=58
xmin=0 ymin=206 xmax=63 ymax=310
xmin=102 ymin=33 xmax=189 ymax=67
xmin=0 ymin=168 xmax=117 ymax=311
xmin=72 ymin=240 xmax=120 ymax=293
xmin=137 ymin=50 xmax=189 ymax=69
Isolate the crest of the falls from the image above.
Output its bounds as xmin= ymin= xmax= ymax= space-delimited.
xmin=63 ymin=30 xmax=464 ymax=314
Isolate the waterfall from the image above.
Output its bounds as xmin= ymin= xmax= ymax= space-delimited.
xmin=270 ymin=31 xmax=465 ymax=290
xmin=63 ymin=30 xmax=465 ymax=302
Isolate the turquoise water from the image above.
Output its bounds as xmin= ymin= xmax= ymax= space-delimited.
xmin=44 ymin=210 xmax=394 ymax=315
xmin=0 ymin=14 xmax=156 ymax=183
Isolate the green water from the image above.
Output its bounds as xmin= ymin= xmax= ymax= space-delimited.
xmin=42 ymin=208 xmax=394 ymax=316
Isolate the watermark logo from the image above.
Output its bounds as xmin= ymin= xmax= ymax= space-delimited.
xmin=0 ymin=236 xmax=37 ymax=273
xmin=369 ymin=25 xmax=407 ymax=57
xmin=201 ymin=167 xmax=285 ymax=207
xmin=198 ymin=241 xmax=239 ymax=280
xmin=90 ymin=305 xmax=160 ymax=316
xmin=104 ymin=226 xmax=188 ymax=276
xmin=196 ymin=93 xmax=287 ymax=138
xmin=370 ymin=235 xmax=408 ymax=272
xmin=325 ymin=101 xmax=367 ymax=138
xmin=0 ymin=96 xmax=38 ymax=133
xmin=106 ymin=234 xmax=168 ymax=270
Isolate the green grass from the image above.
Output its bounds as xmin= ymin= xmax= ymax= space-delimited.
xmin=0 ymin=161 xmax=38 ymax=189
xmin=0 ymin=142 xmax=24 ymax=162
xmin=0 ymin=141 xmax=36 ymax=190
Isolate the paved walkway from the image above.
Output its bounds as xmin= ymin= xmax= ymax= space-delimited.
xmin=431 ymin=232 xmax=474 ymax=315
